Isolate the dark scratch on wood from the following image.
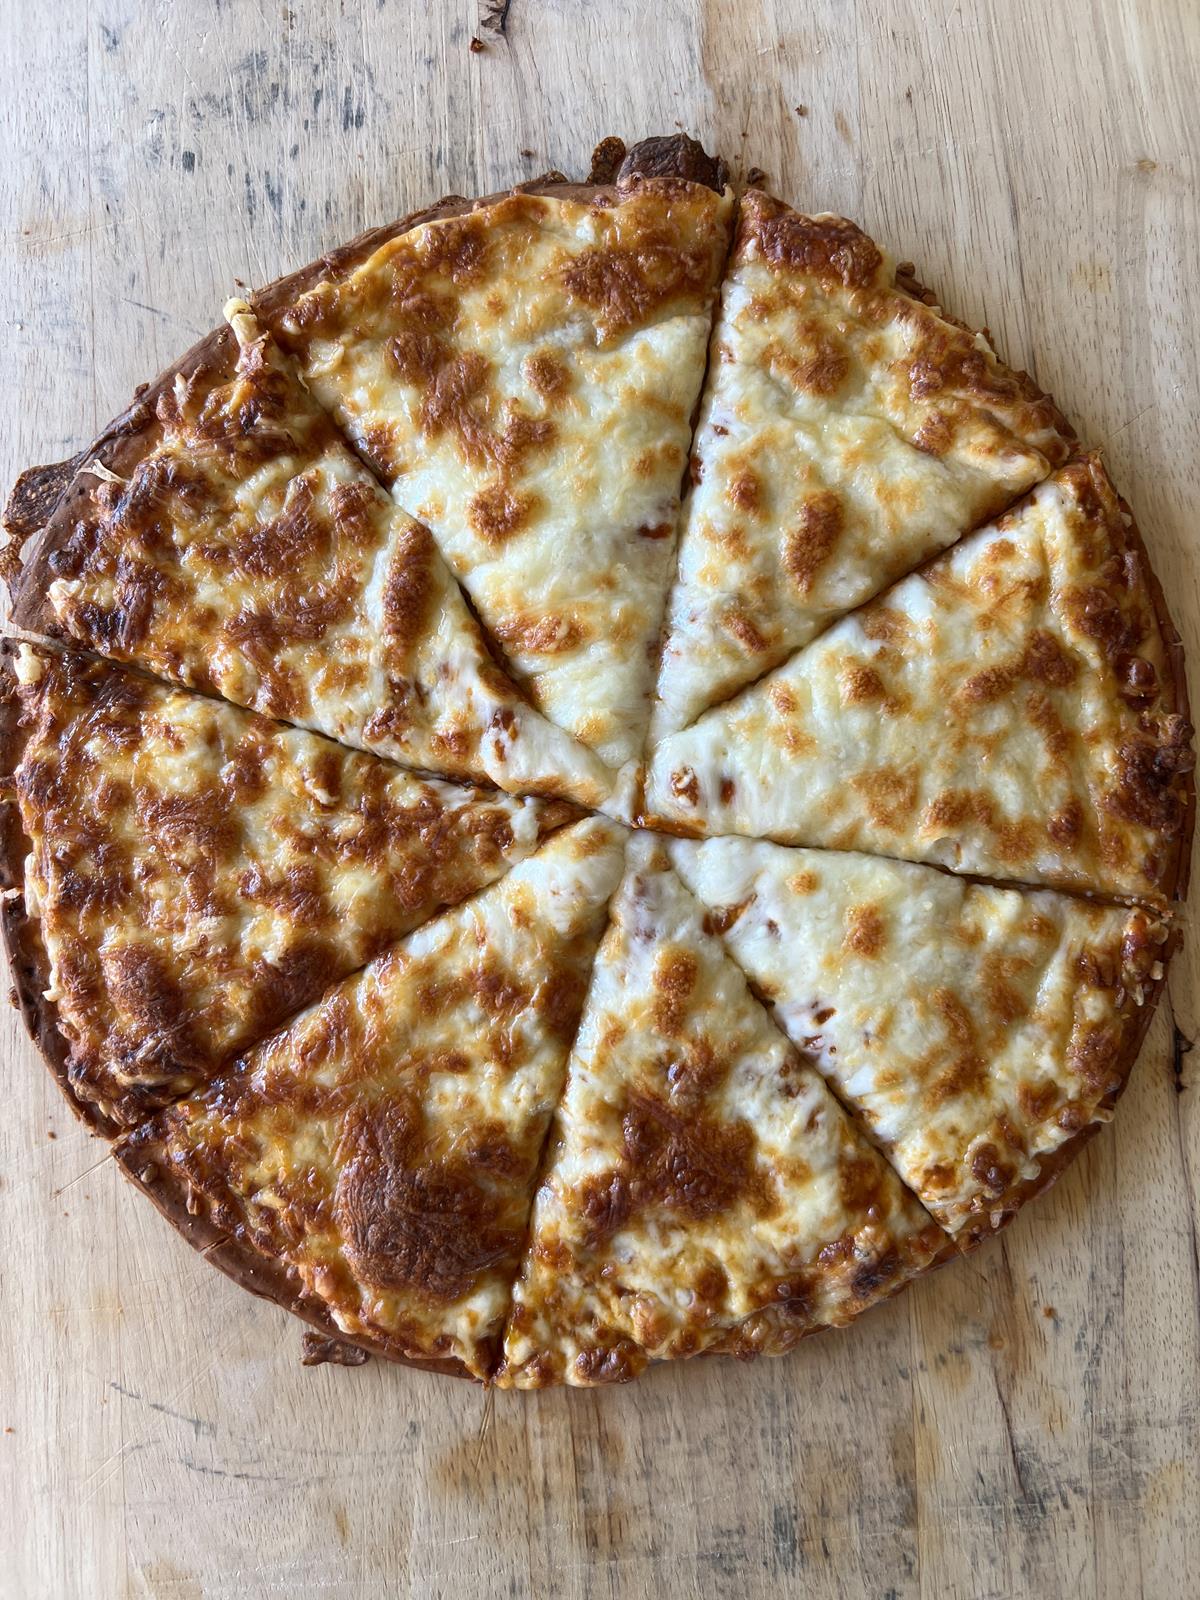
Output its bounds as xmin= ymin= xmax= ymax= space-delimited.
xmin=180 ymin=1458 xmax=289 ymax=1485
xmin=482 ymin=0 xmax=514 ymax=35
xmin=1172 ymin=1022 xmax=1194 ymax=1094
xmin=108 ymin=1381 xmax=215 ymax=1440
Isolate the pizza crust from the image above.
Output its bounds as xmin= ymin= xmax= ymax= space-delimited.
xmin=0 ymin=642 xmax=123 ymax=1137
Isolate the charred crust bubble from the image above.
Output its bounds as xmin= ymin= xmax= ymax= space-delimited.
xmin=300 ymin=1331 xmax=371 ymax=1367
xmin=616 ymin=134 xmax=728 ymax=193
xmin=587 ymin=136 xmax=627 ymax=186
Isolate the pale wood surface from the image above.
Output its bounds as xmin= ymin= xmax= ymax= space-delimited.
xmin=2 ymin=2 xmax=1198 ymax=1596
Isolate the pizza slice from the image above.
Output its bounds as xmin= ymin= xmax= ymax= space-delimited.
xmin=498 ymin=832 xmax=947 ymax=1388
xmin=4 ymin=304 xmax=613 ymax=808
xmin=668 ymin=835 xmax=1171 ymax=1239
xmin=267 ymin=138 xmax=734 ymax=778
xmin=1 ymin=641 xmax=580 ymax=1130
xmin=645 ymin=456 xmax=1193 ymax=903
xmin=114 ymin=817 xmax=627 ymax=1379
xmin=651 ymin=191 xmax=1074 ymax=738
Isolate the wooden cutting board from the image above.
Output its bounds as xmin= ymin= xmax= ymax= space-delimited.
xmin=2 ymin=2 xmax=1197 ymax=1595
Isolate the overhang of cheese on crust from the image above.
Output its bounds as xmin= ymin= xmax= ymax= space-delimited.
xmin=497 ymin=832 xmax=945 ymax=1389
xmin=14 ymin=306 xmax=613 ymax=809
xmin=114 ymin=817 xmax=627 ymax=1379
xmin=650 ymin=191 xmax=1075 ymax=739
xmin=669 ymin=836 xmax=1170 ymax=1239
xmin=270 ymin=179 xmax=735 ymax=777
xmin=645 ymin=455 xmax=1194 ymax=903
xmin=2 ymin=641 xmax=580 ymax=1127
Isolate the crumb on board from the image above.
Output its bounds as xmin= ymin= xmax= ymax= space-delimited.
xmin=795 ymin=104 xmax=808 ymax=116
xmin=746 ymin=166 xmax=767 ymax=187
xmin=469 ymin=36 xmax=485 ymax=53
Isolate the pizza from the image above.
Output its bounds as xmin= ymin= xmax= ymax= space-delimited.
xmin=1 ymin=639 xmax=575 ymax=1130
xmin=667 ymin=835 xmax=1171 ymax=1238
xmin=116 ymin=817 xmax=625 ymax=1380
xmin=645 ymin=456 xmax=1193 ymax=903
xmin=265 ymin=150 xmax=734 ymax=786
xmin=499 ymin=833 xmax=948 ymax=1387
xmin=5 ymin=301 xmax=613 ymax=809
xmin=1 ymin=134 xmax=1192 ymax=1384
xmin=651 ymin=190 xmax=1074 ymax=740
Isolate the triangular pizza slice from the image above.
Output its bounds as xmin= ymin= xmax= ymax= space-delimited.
xmin=498 ymin=832 xmax=946 ymax=1388
xmin=651 ymin=191 xmax=1074 ymax=738
xmin=646 ymin=456 xmax=1193 ymax=902
xmin=115 ymin=817 xmax=627 ymax=1379
xmin=5 ymin=305 xmax=613 ymax=808
xmin=669 ymin=835 xmax=1171 ymax=1240
xmin=1 ymin=642 xmax=580 ymax=1129
xmin=268 ymin=149 xmax=734 ymax=777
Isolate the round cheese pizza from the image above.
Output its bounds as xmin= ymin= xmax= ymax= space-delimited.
xmin=1 ymin=134 xmax=1192 ymax=1387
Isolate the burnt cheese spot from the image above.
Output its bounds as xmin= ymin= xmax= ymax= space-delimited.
xmin=772 ymin=335 xmax=850 ymax=397
xmin=417 ymin=215 xmax=493 ymax=284
xmin=234 ymin=477 xmax=330 ymax=581
xmin=327 ymin=480 xmax=381 ymax=546
xmin=333 ymin=1098 xmax=522 ymax=1304
xmin=852 ymin=766 xmax=918 ymax=832
xmin=783 ymin=491 xmax=844 ymax=594
xmin=101 ymin=945 xmax=203 ymax=1070
xmin=580 ymin=1090 xmax=769 ymax=1243
xmin=844 ymin=903 xmax=886 ymax=958
xmin=1105 ymin=723 xmax=1193 ymax=833
xmin=467 ymin=483 xmax=539 ymax=545
xmin=1067 ymin=1022 xmax=1123 ymax=1096
xmin=701 ymin=899 xmax=752 ymax=936
xmin=841 ymin=664 xmax=890 ymax=706
xmin=247 ymin=940 xmax=341 ymax=1035
xmin=969 ymin=1142 xmax=1017 ymax=1198
xmin=669 ymin=767 xmax=700 ymax=807
xmin=490 ymin=611 xmax=582 ymax=656
xmin=419 ymin=350 xmax=492 ymax=454
xmin=652 ymin=947 xmax=699 ymax=1034
xmin=521 ymin=349 xmax=572 ymax=399
xmin=560 ymin=232 xmax=713 ymax=338
xmin=725 ymin=607 xmax=770 ymax=655
xmin=741 ymin=193 xmax=884 ymax=290
xmin=573 ymin=1343 xmax=644 ymax=1385
xmin=728 ymin=469 xmax=763 ymax=514
xmin=381 ymin=521 xmax=436 ymax=651
xmin=1047 ymin=799 xmax=1084 ymax=846
xmin=912 ymin=411 xmax=954 ymax=456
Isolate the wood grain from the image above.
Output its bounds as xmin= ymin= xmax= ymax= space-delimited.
xmin=1 ymin=1 xmax=1197 ymax=1596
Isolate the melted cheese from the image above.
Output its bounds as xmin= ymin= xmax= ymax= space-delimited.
xmin=669 ymin=836 xmax=1168 ymax=1237
xmin=117 ymin=817 xmax=626 ymax=1377
xmin=651 ymin=193 xmax=1073 ymax=738
xmin=9 ymin=642 xmax=576 ymax=1125
xmin=40 ymin=311 xmax=613 ymax=809
xmin=498 ymin=832 xmax=944 ymax=1388
xmin=273 ymin=181 xmax=734 ymax=774
xmin=646 ymin=457 xmax=1192 ymax=901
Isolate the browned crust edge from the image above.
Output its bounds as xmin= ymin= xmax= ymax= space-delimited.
xmin=112 ymin=1128 xmax=478 ymax=1383
xmin=0 ymin=641 xmax=122 ymax=1140
xmin=949 ymin=918 xmax=1182 ymax=1250
xmin=1121 ymin=484 xmax=1195 ymax=906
